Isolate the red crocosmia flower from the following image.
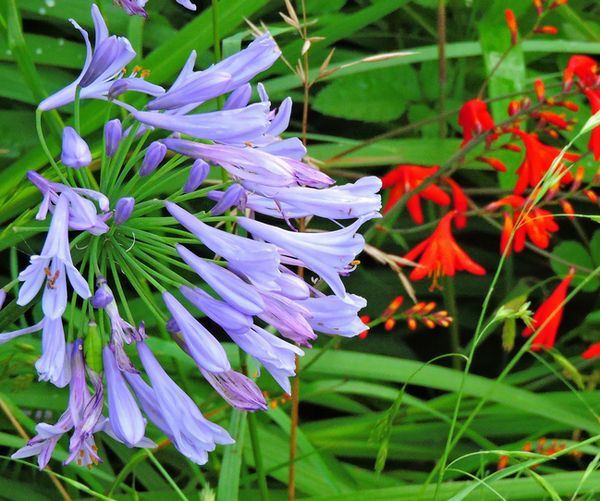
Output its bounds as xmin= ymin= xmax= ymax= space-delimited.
xmin=523 ymin=270 xmax=574 ymax=351
xmin=476 ymin=156 xmax=507 ymax=172
xmin=582 ymin=342 xmax=600 ymax=359
xmin=564 ymin=55 xmax=598 ymax=88
xmin=444 ymin=177 xmax=468 ymax=229
xmin=380 ymin=165 xmax=451 ymax=222
xmin=458 ymin=99 xmax=495 ymax=146
xmin=403 ymin=211 xmax=485 ymax=289
xmin=532 ymin=111 xmax=573 ymax=130
xmin=583 ymin=88 xmax=600 ymax=160
xmin=534 ymin=26 xmax=558 ymax=35
xmin=487 ymin=195 xmax=559 ymax=254
xmin=510 ymin=129 xmax=579 ymax=194
xmin=504 ymin=9 xmax=518 ymax=45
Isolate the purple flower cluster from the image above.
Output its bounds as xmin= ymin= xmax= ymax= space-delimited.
xmin=1 ymin=4 xmax=380 ymax=468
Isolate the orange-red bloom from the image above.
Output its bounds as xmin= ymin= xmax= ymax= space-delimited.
xmin=487 ymin=195 xmax=559 ymax=254
xmin=510 ymin=129 xmax=579 ymax=194
xmin=523 ymin=270 xmax=574 ymax=351
xmin=380 ymin=165 xmax=451 ymax=222
xmin=504 ymin=9 xmax=518 ymax=45
xmin=534 ymin=79 xmax=545 ymax=102
xmin=582 ymin=342 xmax=600 ymax=359
xmin=534 ymin=26 xmax=558 ymax=35
xmin=403 ymin=211 xmax=485 ymax=288
xmin=583 ymin=88 xmax=600 ymax=160
xmin=564 ymin=55 xmax=598 ymax=88
xmin=458 ymin=99 xmax=495 ymax=146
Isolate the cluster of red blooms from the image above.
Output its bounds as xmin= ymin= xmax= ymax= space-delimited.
xmin=497 ymin=436 xmax=581 ymax=471
xmin=359 ymin=296 xmax=452 ymax=339
xmin=379 ymin=0 xmax=600 ymax=359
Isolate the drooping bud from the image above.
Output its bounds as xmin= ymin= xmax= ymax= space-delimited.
xmin=183 ymin=159 xmax=210 ymax=193
xmin=504 ymin=9 xmax=518 ymax=45
xmin=104 ymin=119 xmax=122 ymax=157
xmin=91 ymin=280 xmax=114 ymax=309
xmin=114 ymin=197 xmax=135 ymax=224
xmin=139 ymin=141 xmax=167 ymax=176
xmin=210 ymin=184 xmax=246 ymax=215
xmin=476 ymin=156 xmax=507 ymax=172
xmin=534 ymin=26 xmax=558 ymax=35
xmin=61 ymin=126 xmax=92 ymax=169
xmin=533 ymin=0 xmax=544 ymax=15
xmin=534 ymin=79 xmax=545 ymax=102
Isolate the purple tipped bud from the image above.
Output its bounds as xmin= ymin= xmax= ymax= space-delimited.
xmin=114 ymin=197 xmax=135 ymax=224
xmin=183 ymin=159 xmax=210 ymax=193
xmin=104 ymin=119 xmax=122 ymax=157
xmin=91 ymin=287 xmax=113 ymax=309
xmin=210 ymin=184 xmax=246 ymax=215
xmin=61 ymin=127 xmax=92 ymax=169
xmin=201 ymin=369 xmax=268 ymax=411
xmin=166 ymin=317 xmax=180 ymax=333
xmin=139 ymin=142 xmax=167 ymax=176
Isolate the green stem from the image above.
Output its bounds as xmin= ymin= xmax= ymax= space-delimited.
xmin=247 ymin=412 xmax=270 ymax=501
xmin=442 ymin=276 xmax=461 ymax=371
xmin=36 ymin=110 xmax=68 ymax=184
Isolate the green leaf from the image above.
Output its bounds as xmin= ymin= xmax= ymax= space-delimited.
xmin=550 ymin=241 xmax=599 ymax=292
xmin=313 ymin=65 xmax=418 ymax=122
xmin=217 ymin=410 xmax=247 ymax=501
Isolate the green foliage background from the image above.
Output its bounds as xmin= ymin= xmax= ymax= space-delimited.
xmin=0 ymin=0 xmax=600 ymax=499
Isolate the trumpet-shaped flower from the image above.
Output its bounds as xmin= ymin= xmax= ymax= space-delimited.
xmin=523 ymin=270 xmax=574 ymax=351
xmin=61 ymin=127 xmax=92 ymax=169
xmin=403 ymin=211 xmax=485 ymax=288
xmin=458 ymin=99 xmax=495 ymax=146
xmin=38 ymin=5 xmax=163 ymax=111
xmin=18 ymin=195 xmax=90 ymax=319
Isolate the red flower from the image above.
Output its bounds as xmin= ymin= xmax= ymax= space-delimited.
xmin=487 ymin=195 xmax=559 ymax=254
xmin=504 ymin=9 xmax=518 ymax=45
xmin=444 ymin=177 xmax=469 ymax=229
xmin=583 ymin=88 xmax=600 ymax=160
xmin=380 ymin=165 xmax=451 ymax=222
xmin=582 ymin=342 xmax=600 ymax=360
xmin=458 ymin=99 xmax=495 ymax=146
xmin=564 ymin=55 xmax=598 ymax=88
xmin=403 ymin=211 xmax=485 ymax=289
xmin=534 ymin=26 xmax=558 ymax=35
xmin=523 ymin=270 xmax=574 ymax=351
xmin=509 ymin=129 xmax=579 ymax=195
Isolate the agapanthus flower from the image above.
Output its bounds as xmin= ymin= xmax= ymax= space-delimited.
xmin=114 ymin=0 xmax=148 ymax=17
xmin=403 ymin=211 xmax=485 ymax=289
xmin=184 ymin=159 xmax=210 ymax=193
xmin=17 ymin=195 xmax=90 ymax=319
xmin=114 ymin=197 xmax=135 ymax=224
xmin=458 ymin=99 xmax=495 ymax=146
xmin=38 ymin=5 xmax=163 ymax=111
xmin=104 ymin=118 xmax=123 ymax=157
xmin=486 ymin=195 xmax=559 ymax=254
xmin=61 ymin=127 xmax=92 ymax=169
xmin=28 ymin=171 xmax=110 ymax=234
xmin=523 ymin=270 xmax=574 ymax=351
xmin=300 ymin=293 xmax=369 ymax=338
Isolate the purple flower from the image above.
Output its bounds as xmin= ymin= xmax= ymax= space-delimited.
xmin=18 ymin=195 xmax=91 ymax=319
xmin=103 ymin=347 xmax=146 ymax=447
xmin=147 ymin=34 xmax=279 ymax=111
xmin=180 ymin=286 xmax=302 ymax=393
xmin=226 ymin=177 xmax=382 ymax=221
xmin=210 ymin=184 xmax=246 ymax=215
xmin=260 ymin=137 xmax=306 ymax=160
xmin=131 ymin=342 xmax=234 ymax=464
xmin=162 ymin=139 xmax=333 ymax=188
xmin=38 ymin=5 xmax=162 ymax=111
xmin=139 ymin=142 xmax=167 ymax=176
xmin=257 ymin=290 xmax=316 ymax=346
xmin=176 ymin=0 xmax=197 ymax=11
xmin=61 ymin=127 xmax=92 ymax=169
xmin=200 ymin=370 xmax=267 ymax=411
xmin=180 ymin=286 xmax=252 ymax=336
xmin=167 ymin=202 xmax=281 ymax=287
xmin=114 ymin=197 xmax=135 ymax=224
xmin=28 ymin=171 xmax=110 ymax=234
xmin=133 ymin=103 xmax=270 ymax=144
xmin=175 ymin=245 xmax=265 ymax=316
xmin=104 ymin=118 xmax=122 ymax=157
xmin=183 ymin=159 xmax=210 ymax=193
xmin=223 ymin=84 xmax=252 ymax=110
xmin=163 ymin=292 xmax=230 ymax=373
xmin=114 ymin=0 xmax=148 ymax=17
xmin=300 ymin=294 xmax=368 ymax=337
xmin=237 ymin=215 xmax=374 ymax=298
xmin=0 ymin=319 xmax=45 ymax=345
xmin=36 ymin=317 xmax=71 ymax=387
xmin=0 ymin=290 xmax=5 ymax=310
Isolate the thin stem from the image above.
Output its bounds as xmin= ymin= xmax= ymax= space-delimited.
xmin=437 ymin=0 xmax=447 ymax=138
xmin=248 ymin=410 xmax=270 ymax=501
xmin=288 ymin=355 xmax=300 ymax=501
xmin=74 ymin=86 xmax=81 ymax=134
xmin=442 ymin=276 xmax=461 ymax=371
xmin=36 ymin=110 xmax=68 ymax=184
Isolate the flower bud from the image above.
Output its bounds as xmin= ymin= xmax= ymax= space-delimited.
xmin=0 ymin=290 xmax=6 ymax=311
xmin=104 ymin=119 xmax=122 ymax=157
xmin=210 ymin=184 xmax=245 ymax=215
xmin=114 ymin=197 xmax=135 ymax=224
xmin=139 ymin=141 xmax=167 ymax=176
xmin=91 ymin=285 xmax=114 ymax=309
xmin=61 ymin=126 xmax=92 ymax=169
xmin=183 ymin=159 xmax=210 ymax=193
